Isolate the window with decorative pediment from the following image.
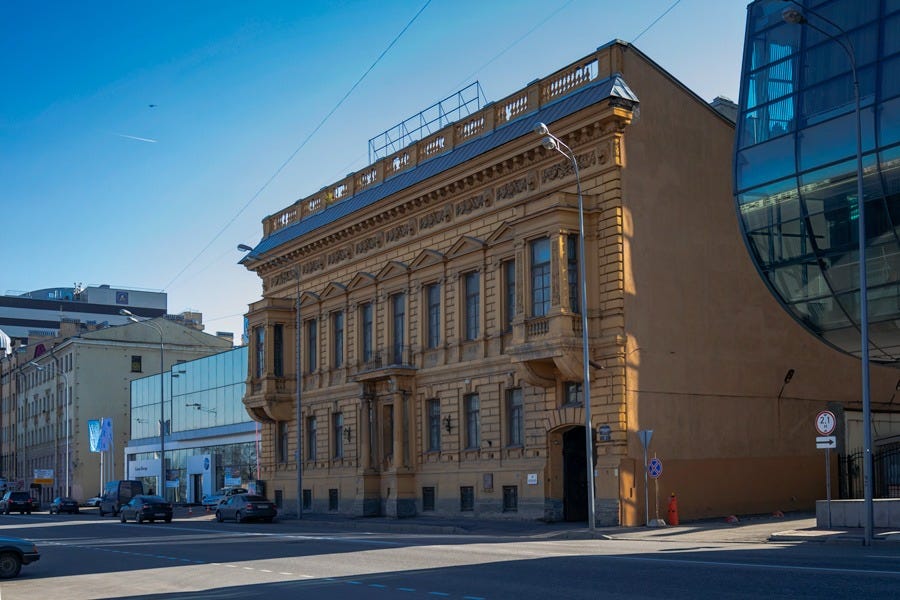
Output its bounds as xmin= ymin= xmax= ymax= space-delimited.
xmin=391 ymin=293 xmax=406 ymax=364
xmin=502 ymin=259 xmax=516 ymax=332
xmin=305 ymin=319 xmax=317 ymax=373
xmin=360 ymin=302 xmax=374 ymax=364
xmin=332 ymin=311 xmax=344 ymax=368
xmin=426 ymin=283 xmax=441 ymax=349
xmin=531 ymin=238 xmax=551 ymax=317
xmin=463 ymin=272 xmax=480 ymax=341
xmin=567 ymin=234 xmax=580 ymax=313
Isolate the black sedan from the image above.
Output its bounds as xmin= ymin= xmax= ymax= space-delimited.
xmin=119 ymin=495 xmax=173 ymax=524
xmin=49 ymin=496 xmax=80 ymax=514
xmin=0 ymin=536 xmax=40 ymax=578
xmin=215 ymin=494 xmax=277 ymax=523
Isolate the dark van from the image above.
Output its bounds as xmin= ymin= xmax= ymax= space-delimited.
xmin=98 ymin=480 xmax=143 ymax=516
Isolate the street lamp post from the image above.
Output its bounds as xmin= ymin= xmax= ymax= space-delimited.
xmin=534 ymin=122 xmax=596 ymax=530
xmin=120 ymin=309 xmax=166 ymax=498
xmin=782 ymin=2 xmax=873 ymax=546
xmin=29 ymin=361 xmax=70 ymax=497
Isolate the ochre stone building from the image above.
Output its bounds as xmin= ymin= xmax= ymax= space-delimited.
xmin=240 ymin=40 xmax=900 ymax=525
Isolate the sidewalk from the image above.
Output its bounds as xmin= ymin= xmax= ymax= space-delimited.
xmin=170 ymin=506 xmax=900 ymax=545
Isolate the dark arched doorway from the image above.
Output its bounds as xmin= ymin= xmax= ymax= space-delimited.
xmin=563 ymin=426 xmax=587 ymax=521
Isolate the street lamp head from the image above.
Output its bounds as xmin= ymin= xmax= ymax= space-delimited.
xmin=237 ymin=244 xmax=253 ymax=252
xmin=119 ymin=308 xmax=139 ymax=323
xmin=533 ymin=122 xmax=550 ymax=136
xmin=781 ymin=7 xmax=807 ymax=25
xmin=541 ymin=136 xmax=559 ymax=151
xmin=28 ymin=361 xmax=44 ymax=371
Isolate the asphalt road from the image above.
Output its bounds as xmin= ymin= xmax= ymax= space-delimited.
xmin=0 ymin=510 xmax=898 ymax=599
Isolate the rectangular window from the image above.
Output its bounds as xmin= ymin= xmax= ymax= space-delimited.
xmin=465 ymin=393 xmax=480 ymax=449
xmin=507 ymin=388 xmax=524 ymax=447
xmin=273 ymin=324 xmax=284 ymax=376
xmin=564 ymin=382 xmax=583 ymax=406
xmin=328 ymin=488 xmax=339 ymax=511
xmin=460 ymin=486 xmax=474 ymax=512
xmin=503 ymin=259 xmax=516 ymax=332
xmin=391 ymin=293 xmax=405 ymax=364
xmin=307 ymin=416 xmax=317 ymax=460
xmin=502 ymin=486 xmax=518 ymax=512
xmin=427 ymin=399 xmax=441 ymax=451
xmin=531 ymin=238 xmax=551 ymax=317
xmin=333 ymin=412 xmax=344 ymax=458
xmin=426 ymin=283 xmax=441 ymax=349
xmin=277 ymin=421 xmax=288 ymax=463
xmin=332 ymin=311 xmax=344 ymax=368
xmin=361 ymin=303 xmax=374 ymax=363
xmin=305 ymin=319 xmax=317 ymax=373
xmin=130 ymin=355 xmax=142 ymax=373
xmin=567 ymin=234 xmax=580 ymax=313
xmin=254 ymin=326 xmax=265 ymax=378
xmin=302 ymin=489 xmax=312 ymax=510
xmin=422 ymin=486 xmax=435 ymax=511
xmin=464 ymin=272 xmax=480 ymax=340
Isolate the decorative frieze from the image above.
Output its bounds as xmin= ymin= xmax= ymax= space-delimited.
xmin=495 ymin=172 xmax=537 ymax=201
xmin=456 ymin=191 xmax=493 ymax=217
xmin=419 ymin=206 xmax=453 ymax=231
xmin=541 ymin=150 xmax=597 ymax=183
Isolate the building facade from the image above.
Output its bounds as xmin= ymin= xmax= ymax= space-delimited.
xmin=0 ymin=319 xmax=232 ymax=503
xmin=124 ymin=346 xmax=258 ymax=504
xmin=0 ymin=285 xmax=166 ymax=347
xmin=241 ymin=40 xmax=900 ymax=525
xmin=734 ymin=0 xmax=900 ymax=364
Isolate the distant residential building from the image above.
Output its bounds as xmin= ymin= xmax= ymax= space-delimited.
xmin=124 ymin=346 xmax=256 ymax=504
xmin=0 ymin=319 xmax=232 ymax=503
xmin=0 ymin=284 xmax=166 ymax=347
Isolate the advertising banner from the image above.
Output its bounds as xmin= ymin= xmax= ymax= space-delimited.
xmin=165 ymin=469 xmax=180 ymax=489
xmin=98 ymin=417 xmax=113 ymax=452
xmin=33 ymin=469 xmax=54 ymax=485
xmin=223 ymin=466 xmax=242 ymax=487
xmin=88 ymin=419 xmax=101 ymax=452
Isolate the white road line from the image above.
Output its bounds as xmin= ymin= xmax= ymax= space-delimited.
xmin=611 ymin=555 xmax=900 ymax=576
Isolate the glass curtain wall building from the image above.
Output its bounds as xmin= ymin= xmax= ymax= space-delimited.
xmin=127 ymin=346 xmax=257 ymax=502
xmin=735 ymin=0 xmax=900 ymax=364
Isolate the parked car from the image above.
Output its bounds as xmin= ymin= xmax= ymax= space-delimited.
xmin=49 ymin=497 xmax=79 ymax=514
xmin=201 ymin=487 xmax=248 ymax=508
xmin=215 ymin=493 xmax=277 ymax=523
xmin=83 ymin=496 xmax=102 ymax=508
xmin=0 ymin=492 xmax=35 ymax=515
xmin=0 ymin=536 xmax=40 ymax=578
xmin=119 ymin=495 xmax=173 ymax=524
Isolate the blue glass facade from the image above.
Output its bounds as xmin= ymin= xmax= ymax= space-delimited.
xmin=128 ymin=346 xmax=256 ymax=501
xmin=735 ymin=0 xmax=900 ymax=363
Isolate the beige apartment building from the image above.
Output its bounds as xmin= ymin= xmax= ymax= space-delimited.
xmin=0 ymin=318 xmax=231 ymax=504
xmin=240 ymin=40 xmax=900 ymax=525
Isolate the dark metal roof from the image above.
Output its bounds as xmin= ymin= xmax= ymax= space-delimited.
xmin=245 ymin=74 xmax=639 ymax=260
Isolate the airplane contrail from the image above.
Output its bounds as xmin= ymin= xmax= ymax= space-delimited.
xmin=114 ymin=133 xmax=158 ymax=143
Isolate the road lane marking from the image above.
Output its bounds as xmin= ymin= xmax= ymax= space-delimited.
xmin=610 ymin=555 xmax=900 ymax=576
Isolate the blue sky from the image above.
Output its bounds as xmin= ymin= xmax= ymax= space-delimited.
xmin=1 ymin=0 xmax=749 ymax=340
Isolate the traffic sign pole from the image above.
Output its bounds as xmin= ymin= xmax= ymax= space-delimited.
xmin=825 ymin=449 xmax=832 ymax=528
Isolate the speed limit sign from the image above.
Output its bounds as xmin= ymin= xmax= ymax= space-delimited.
xmin=815 ymin=410 xmax=836 ymax=436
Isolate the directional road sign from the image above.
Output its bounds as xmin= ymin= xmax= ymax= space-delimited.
xmin=648 ymin=457 xmax=663 ymax=479
xmin=816 ymin=435 xmax=836 ymax=449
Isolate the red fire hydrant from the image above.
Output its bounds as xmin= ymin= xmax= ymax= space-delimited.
xmin=668 ymin=493 xmax=679 ymax=526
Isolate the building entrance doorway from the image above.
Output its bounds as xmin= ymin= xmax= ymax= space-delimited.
xmin=563 ymin=426 xmax=588 ymax=521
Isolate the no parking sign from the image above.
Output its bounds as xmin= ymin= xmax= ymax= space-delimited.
xmin=648 ymin=457 xmax=663 ymax=479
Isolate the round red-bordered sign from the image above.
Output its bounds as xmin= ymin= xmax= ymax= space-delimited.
xmin=815 ymin=410 xmax=836 ymax=436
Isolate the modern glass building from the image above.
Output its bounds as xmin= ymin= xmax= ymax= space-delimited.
xmin=735 ymin=0 xmax=900 ymax=364
xmin=126 ymin=346 xmax=258 ymax=503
